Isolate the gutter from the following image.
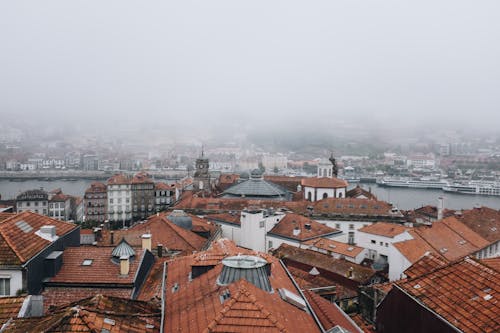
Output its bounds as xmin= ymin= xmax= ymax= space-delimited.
xmin=279 ymin=259 xmax=325 ymax=333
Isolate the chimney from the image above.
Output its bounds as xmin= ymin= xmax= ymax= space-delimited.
xmin=110 ymin=231 xmax=114 ymax=245
xmin=120 ymin=255 xmax=130 ymax=275
xmin=157 ymin=243 xmax=163 ymax=257
xmin=304 ymin=223 xmax=311 ymax=231
xmin=293 ymin=227 xmax=301 ymax=236
xmin=346 ymin=267 xmax=354 ymax=278
xmin=142 ymin=233 xmax=152 ymax=251
xmin=40 ymin=225 xmax=56 ymax=238
xmin=437 ymin=197 xmax=444 ymax=220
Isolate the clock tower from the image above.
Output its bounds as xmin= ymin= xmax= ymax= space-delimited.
xmin=193 ymin=147 xmax=211 ymax=192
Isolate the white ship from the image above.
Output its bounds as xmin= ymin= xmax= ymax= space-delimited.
xmin=376 ymin=177 xmax=448 ymax=189
xmin=442 ymin=181 xmax=500 ymax=196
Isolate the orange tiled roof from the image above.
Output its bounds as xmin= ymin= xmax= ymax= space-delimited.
xmin=346 ymin=185 xmax=377 ymax=200
xmin=403 ymin=252 xmax=448 ymax=278
xmin=2 ymin=294 xmax=160 ymax=333
xmin=481 ymin=257 xmax=500 ymax=272
xmin=0 ymin=213 xmax=16 ymax=222
xmin=0 ymin=212 xmax=78 ymax=265
xmin=164 ymin=239 xmax=321 ymax=333
xmin=107 ymin=174 xmax=131 ymax=185
xmin=393 ymin=217 xmax=491 ymax=263
xmin=304 ymin=238 xmax=365 ymax=257
xmin=131 ymin=172 xmax=154 ymax=184
xmin=304 ymin=290 xmax=362 ymax=332
xmin=205 ymin=212 xmax=241 ymax=225
xmin=98 ymin=214 xmax=208 ymax=255
xmin=0 ymin=296 xmax=25 ymax=327
xmin=456 ymin=206 xmax=500 ymax=242
xmin=137 ymin=258 xmax=168 ymax=303
xmin=274 ymin=244 xmax=376 ymax=284
xmin=84 ymin=182 xmax=107 ymax=194
xmin=46 ymin=246 xmax=144 ymax=285
xmin=155 ymin=182 xmax=174 ymax=191
xmin=358 ymin=222 xmax=408 ymax=238
xmin=49 ymin=193 xmax=71 ymax=202
xmin=268 ymin=213 xmax=339 ymax=241
xmin=42 ymin=286 xmax=133 ymax=313
xmin=396 ymin=257 xmax=500 ymax=333
xmin=301 ymin=177 xmax=348 ymax=188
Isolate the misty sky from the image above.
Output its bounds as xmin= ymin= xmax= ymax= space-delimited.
xmin=1 ymin=1 xmax=499 ymax=134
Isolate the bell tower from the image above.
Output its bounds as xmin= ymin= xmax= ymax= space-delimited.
xmin=193 ymin=146 xmax=210 ymax=191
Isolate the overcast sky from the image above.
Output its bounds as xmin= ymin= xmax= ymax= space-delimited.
xmin=1 ymin=1 xmax=499 ymax=136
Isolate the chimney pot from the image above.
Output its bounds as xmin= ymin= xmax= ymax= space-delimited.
xmin=157 ymin=243 xmax=163 ymax=257
xmin=120 ymin=255 xmax=130 ymax=275
xmin=142 ymin=233 xmax=152 ymax=251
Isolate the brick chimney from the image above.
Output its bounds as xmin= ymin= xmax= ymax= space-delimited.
xmin=142 ymin=233 xmax=152 ymax=251
xmin=120 ymin=255 xmax=130 ymax=275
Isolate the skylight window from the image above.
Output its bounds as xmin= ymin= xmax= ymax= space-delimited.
xmin=15 ymin=220 xmax=33 ymax=233
xmin=82 ymin=259 xmax=93 ymax=266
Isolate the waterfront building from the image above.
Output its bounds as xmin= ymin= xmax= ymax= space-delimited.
xmin=83 ymin=182 xmax=107 ymax=225
xmin=15 ymin=189 xmax=49 ymax=216
xmin=81 ymin=154 xmax=99 ymax=171
xmin=48 ymin=189 xmax=72 ymax=221
xmin=131 ymin=172 xmax=155 ymax=221
xmin=106 ymin=174 xmax=132 ymax=228
xmin=154 ymin=182 xmax=175 ymax=212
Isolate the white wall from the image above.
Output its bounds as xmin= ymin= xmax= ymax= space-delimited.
xmin=304 ymin=187 xmax=347 ymax=202
xmin=240 ymin=211 xmax=267 ymax=252
xmin=316 ymin=219 xmax=372 ymax=245
xmin=219 ymin=223 xmax=242 ymax=245
xmin=0 ymin=270 xmax=23 ymax=297
xmin=388 ymin=245 xmax=412 ymax=281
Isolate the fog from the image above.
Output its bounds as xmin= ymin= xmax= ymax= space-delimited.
xmin=1 ymin=0 xmax=499 ymax=139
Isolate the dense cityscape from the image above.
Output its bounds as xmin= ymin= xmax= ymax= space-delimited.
xmin=1 ymin=1 xmax=499 ymax=332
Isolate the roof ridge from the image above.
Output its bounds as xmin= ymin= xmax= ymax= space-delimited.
xmin=161 ymin=215 xmax=202 ymax=250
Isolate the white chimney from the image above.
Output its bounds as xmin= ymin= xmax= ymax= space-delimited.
xmin=36 ymin=225 xmax=58 ymax=241
xmin=293 ymin=227 xmax=301 ymax=237
xmin=120 ymin=255 xmax=130 ymax=275
xmin=141 ymin=233 xmax=152 ymax=251
xmin=437 ymin=197 xmax=444 ymax=221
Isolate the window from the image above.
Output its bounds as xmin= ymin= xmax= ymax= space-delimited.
xmin=335 ymin=223 xmax=341 ymax=229
xmin=82 ymin=259 xmax=93 ymax=266
xmin=109 ymin=198 xmax=114 ymax=204
xmin=268 ymin=240 xmax=273 ymax=249
xmin=371 ymin=240 xmax=376 ymax=244
xmin=348 ymin=232 xmax=355 ymax=245
xmin=0 ymin=278 xmax=10 ymax=296
xmin=259 ymin=220 xmax=265 ymax=228
xmin=380 ymin=242 xmax=383 ymax=246
xmin=349 ymin=224 xmax=354 ymax=230
xmin=385 ymin=243 xmax=388 ymax=247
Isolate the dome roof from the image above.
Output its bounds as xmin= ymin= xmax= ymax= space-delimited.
xmin=168 ymin=210 xmax=193 ymax=230
xmin=111 ymin=238 xmax=136 ymax=260
xmin=250 ymin=169 xmax=263 ymax=179
xmin=217 ymin=255 xmax=272 ymax=292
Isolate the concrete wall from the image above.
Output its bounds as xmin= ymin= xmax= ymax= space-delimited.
xmin=0 ymin=270 xmax=23 ymax=296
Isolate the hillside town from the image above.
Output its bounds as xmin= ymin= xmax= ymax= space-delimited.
xmin=1 ymin=155 xmax=498 ymax=332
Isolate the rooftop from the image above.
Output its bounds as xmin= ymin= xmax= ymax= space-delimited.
xmin=358 ymin=222 xmax=408 ymax=238
xmin=268 ymin=213 xmax=339 ymax=241
xmin=456 ymin=206 xmax=500 ymax=242
xmin=304 ymin=237 xmax=365 ymax=257
xmin=0 ymin=212 xmax=78 ymax=265
xmin=301 ymin=177 xmax=348 ymax=189
xmin=396 ymin=257 xmax=500 ymax=333
xmin=0 ymin=296 xmax=26 ymax=327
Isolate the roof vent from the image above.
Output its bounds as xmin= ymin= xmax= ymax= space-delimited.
xmin=15 ymin=220 xmax=33 ymax=233
xmin=36 ymin=225 xmax=58 ymax=241
xmin=484 ymin=294 xmax=493 ymax=301
xmin=293 ymin=227 xmax=301 ymax=236
xmin=439 ymin=247 xmax=448 ymax=254
xmin=219 ymin=289 xmax=231 ymax=303
xmin=112 ymin=238 xmax=136 ymax=263
xmin=217 ymin=255 xmax=272 ymax=292
xmin=309 ymin=267 xmax=320 ymax=276
xmin=103 ymin=318 xmax=115 ymax=326
xmin=278 ymin=288 xmax=307 ymax=311
xmin=304 ymin=223 xmax=312 ymax=230
xmin=413 ymin=284 xmax=421 ymax=289
xmin=347 ymin=247 xmax=354 ymax=251
xmin=328 ymin=244 xmax=336 ymax=249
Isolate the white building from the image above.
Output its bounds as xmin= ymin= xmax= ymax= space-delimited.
xmin=106 ymin=174 xmax=132 ymax=227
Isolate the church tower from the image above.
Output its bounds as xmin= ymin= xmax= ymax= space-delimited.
xmin=317 ymin=153 xmax=338 ymax=178
xmin=193 ymin=147 xmax=210 ymax=192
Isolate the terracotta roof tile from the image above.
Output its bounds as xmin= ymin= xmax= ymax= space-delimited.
xmin=403 ymin=252 xmax=448 ymax=278
xmin=2 ymin=294 xmax=160 ymax=333
xmin=84 ymin=182 xmax=107 ymax=194
xmin=163 ymin=239 xmax=321 ymax=333
xmin=46 ymin=246 xmax=144 ymax=285
xmin=0 ymin=212 xmax=78 ymax=265
xmin=107 ymin=174 xmax=131 ymax=185
xmin=301 ymin=177 xmax=348 ymax=189
xmin=456 ymin=206 xmax=500 ymax=242
xmin=155 ymin=182 xmax=175 ymax=191
xmin=358 ymin=222 xmax=408 ymax=238
xmin=397 ymin=257 xmax=500 ymax=333
xmin=346 ymin=185 xmax=377 ymax=200
xmin=206 ymin=212 xmax=241 ymax=226
xmin=481 ymin=257 xmax=500 ymax=272
xmin=304 ymin=290 xmax=363 ymax=332
xmin=268 ymin=213 xmax=339 ymax=241
xmin=0 ymin=296 xmax=25 ymax=326
xmin=304 ymin=238 xmax=365 ymax=257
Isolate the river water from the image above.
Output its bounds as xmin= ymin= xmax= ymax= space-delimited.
xmin=1 ymin=179 xmax=499 ymax=211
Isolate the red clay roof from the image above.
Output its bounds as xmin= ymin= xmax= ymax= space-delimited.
xmin=393 ymin=217 xmax=491 ymax=263
xmin=0 ymin=296 xmax=25 ymax=326
xmin=268 ymin=213 xmax=339 ymax=241
xmin=84 ymin=182 xmax=107 ymax=194
xmin=131 ymin=172 xmax=154 ymax=184
xmin=304 ymin=238 xmax=365 ymax=257
xmin=155 ymin=182 xmax=175 ymax=191
xmin=164 ymin=239 xmax=321 ymax=333
xmin=346 ymin=185 xmax=377 ymax=200
xmin=107 ymin=174 xmax=131 ymax=185
xmin=205 ymin=212 xmax=241 ymax=226
xmin=304 ymin=290 xmax=363 ymax=332
xmin=0 ymin=212 xmax=78 ymax=265
xmin=397 ymin=257 xmax=500 ymax=333
xmin=403 ymin=252 xmax=448 ymax=278
xmin=358 ymin=222 xmax=408 ymax=238
xmin=481 ymin=257 xmax=500 ymax=272
xmin=98 ymin=214 xmax=208 ymax=255
xmin=46 ymin=246 xmax=144 ymax=285
xmin=2 ymin=294 xmax=160 ymax=333
xmin=42 ymin=286 xmax=133 ymax=313
xmin=456 ymin=206 xmax=500 ymax=242
xmin=0 ymin=213 xmax=16 ymax=222
xmin=301 ymin=177 xmax=348 ymax=189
